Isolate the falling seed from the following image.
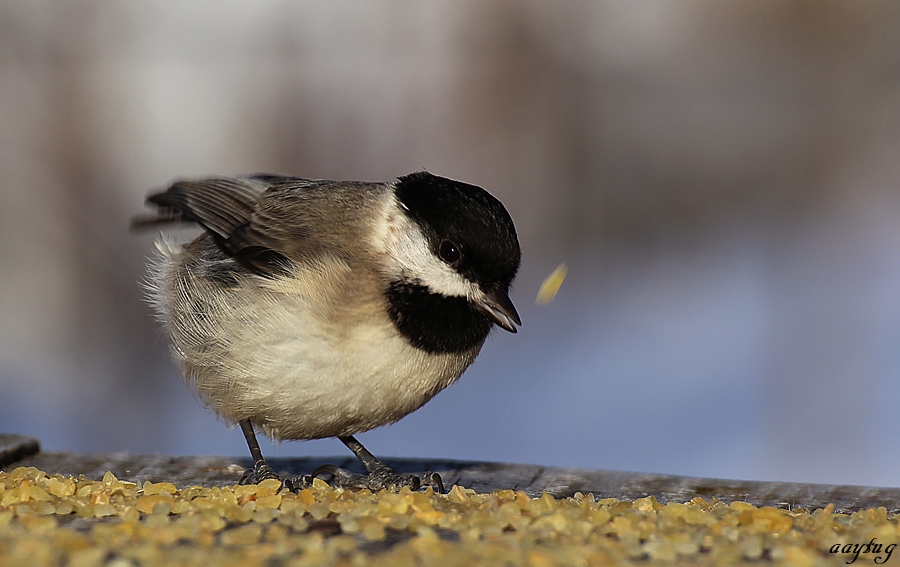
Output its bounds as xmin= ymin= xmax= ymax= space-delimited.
xmin=536 ymin=263 xmax=568 ymax=304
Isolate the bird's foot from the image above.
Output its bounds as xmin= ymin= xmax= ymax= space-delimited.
xmin=239 ymin=459 xmax=280 ymax=485
xmin=280 ymin=474 xmax=315 ymax=492
xmin=310 ymin=463 xmax=444 ymax=493
xmin=239 ymin=460 xmax=316 ymax=492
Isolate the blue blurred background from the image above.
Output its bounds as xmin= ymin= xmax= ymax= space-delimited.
xmin=3 ymin=1 xmax=900 ymax=487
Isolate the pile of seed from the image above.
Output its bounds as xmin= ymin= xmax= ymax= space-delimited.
xmin=1 ymin=466 xmax=898 ymax=566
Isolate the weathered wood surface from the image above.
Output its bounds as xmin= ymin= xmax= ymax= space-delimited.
xmin=0 ymin=433 xmax=39 ymax=468
xmin=3 ymin=433 xmax=899 ymax=513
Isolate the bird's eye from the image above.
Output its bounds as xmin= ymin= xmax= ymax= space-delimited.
xmin=439 ymin=240 xmax=461 ymax=264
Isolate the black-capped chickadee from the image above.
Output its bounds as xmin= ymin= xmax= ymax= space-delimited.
xmin=137 ymin=172 xmax=521 ymax=491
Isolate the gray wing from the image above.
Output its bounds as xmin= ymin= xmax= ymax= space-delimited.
xmin=141 ymin=174 xmax=380 ymax=277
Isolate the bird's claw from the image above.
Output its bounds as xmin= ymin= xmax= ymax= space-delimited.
xmin=420 ymin=471 xmax=445 ymax=494
xmin=308 ymin=463 xmax=444 ymax=493
xmin=280 ymin=474 xmax=315 ymax=492
xmin=239 ymin=459 xmax=280 ymax=485
xmin=239 ymin=460 xmax=315 ymax=492
xmin=240 ymin=458 xmax=444 ymax=494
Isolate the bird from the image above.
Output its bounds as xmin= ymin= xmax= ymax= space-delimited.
xmin=136 ymin=171 xmax=521 ymax=491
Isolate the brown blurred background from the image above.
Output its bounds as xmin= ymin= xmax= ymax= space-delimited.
xmin=3 ymin=1 xmax=900 ymax=486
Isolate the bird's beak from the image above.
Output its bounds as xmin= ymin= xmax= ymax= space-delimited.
xmin=476 ymin=288 xmax=521 ymax=333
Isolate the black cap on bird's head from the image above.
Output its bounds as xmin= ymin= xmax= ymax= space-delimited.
xmin=394 ymin=172 xmax=521 ymax=333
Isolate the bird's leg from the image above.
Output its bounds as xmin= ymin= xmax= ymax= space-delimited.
xmin=310 ymin=435 xmax=444 ymax=493
xmin=238 ymin=419 xmax=315 ymax=491
xmin=238 ymin=419 xmax=281 ymax=485
xmin=238 ymin=423 xmax=439 ymax=492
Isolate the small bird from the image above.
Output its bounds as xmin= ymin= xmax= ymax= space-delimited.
xmin=137 ymin=172 xmax=521 ymax=491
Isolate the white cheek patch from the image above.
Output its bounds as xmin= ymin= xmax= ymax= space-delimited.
xmin=372 ymin=194 xmax=481 ymax=299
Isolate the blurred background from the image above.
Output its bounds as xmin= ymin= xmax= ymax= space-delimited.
xmin=3 ymin=1 xmax=900 ymax=487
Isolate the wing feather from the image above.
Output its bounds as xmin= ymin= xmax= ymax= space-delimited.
xmin=139 ymin=174 xmax=383 ymax=277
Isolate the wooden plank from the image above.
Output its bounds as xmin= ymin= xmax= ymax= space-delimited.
xmin=0 ymin=433 xmax=40 ymax=467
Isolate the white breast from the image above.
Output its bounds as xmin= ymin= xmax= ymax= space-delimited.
xmin=148 ymin=236 xmax=478 ymax=441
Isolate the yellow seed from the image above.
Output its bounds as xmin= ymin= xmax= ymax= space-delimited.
xmin=264 ymin=523 xmax=289 ymax=542
xmin=633 ymin=496 xmax=660 ymax=512
xmin=361 ymin=519 xmax=386 ymax=542
xmin=690 ymin=496 xmax=710 ymax=508
xmin=747 ymin=507 xmax=792 ymax=534
xmin=180 ymin=486 xmax=203 ymax=501
xmin=527 ymin=549 xmax=556 ymax=567
xmin=868 ymin=522 xmax=897 ymax=541
xmin=189 ymin=496 xmax=214 ymax=511
xmin=143 ymin=482 xmax=177 ymax=495
xmin=224 ymin=505 xmax=253 ymax=522
xmin=730 ymin=501 xmax=756 ymax=512
xmin=280 ymin=499 xmax=306 ymax=516
xmin=135 ymin=494 xmax=174 ymax=514
xmin=256 ymin=478 xmax=282 ymax=497
xmin=740 ymin=534 xmax=765 ymax=560
xmin=15 ymin=504 xmax=37 ymax=516
xmin=256 ymin=494 xmax=282 ymax=509
xmin=531 ymin=512 xmax=569 ymax=533
xmin=414 ymin=510 xmax=444 ymax=525
xmin=774 ymin=545 xmax=817 ymax=567
xmin=75 ymin=504 xmax=95 ymax=518
xmin=18 ymin=514 xmax=57 ymax=533
xmin=171 ymin=500 xmax=193 ymax=515
xmin=233 ymin=485 xmax=257 ymax=498
xmin=536 ymin=263 xmax=568 ymax=304
xmin=214 ymin=490 xmax=238 ymax=507
xmin=448 ymin=485 xmax=468 ymax=503
xmin=92 ymin=504 xmax=117 ymax=518
xmin=308 ymin=503 xmax=330 ymax=520
xmin=145 ymin=513 xmax=170 ymax=528
xmin=220 ymin=524 xmax=262 ymax=546
xmin=0 ymin=489 xmax=22 ymax=507
xmin=533 ymin=493 xmax=557 ymax=515
xmin=515 ymin=491 xmax=531 ymax=511
xmin=252 ymin=508 xmax=276 ymax=523
xmin=67 ymin=547 xmax=106 ymax=567
xmin=90 ymin=492 xmax=109 ymax=506
xmin=120 ymin=506 xmax=140 ymax=522
xmin=32 ymin=501 xmax=56 ymax=515
xmin=297 ymin=489 xmax=317 ymax=507
xmin=44 ymin=478 xmax=76 ymax=498
xmin=644 ymin=537 xmax=678 ymax=561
